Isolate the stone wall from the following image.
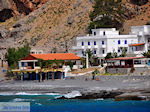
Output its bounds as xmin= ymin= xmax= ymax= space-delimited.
xmin=106 ymin=68 xmax=131 ymax=74
xmin=130 ymin=67 xmax=149 ymax=75
xmin=106 ymin=67 xmax=150 ymax=75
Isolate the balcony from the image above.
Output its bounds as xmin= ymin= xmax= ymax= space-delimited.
xmin=133 ymin=51 xmax=144 ymax=55
xmin=97 ymin=54 xmax=107 ymax=58
xmin=101 ymin=45 xmax=106 ymax=48
xmin=72 ymin=46 xmax=84 ymax=50
xmin=72 ymin=45 xmax=99 ymax=50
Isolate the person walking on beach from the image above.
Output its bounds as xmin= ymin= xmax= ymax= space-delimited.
xmin=42 ymin=72 xmax=45 ymax=82
xmin=38 ymin=72 xmax=41 ymax=82
xmin=92 ymin=74 xmax=95 ymax=80
xmin=92 ymin=69 xmax=99 ymax=80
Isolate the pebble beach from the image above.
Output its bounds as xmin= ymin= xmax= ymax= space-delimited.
xmin=0 ymin=75 xmax=150 ymax=100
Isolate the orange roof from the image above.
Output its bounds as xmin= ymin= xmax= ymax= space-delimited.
xmin=22 ymin=53 xmax=80 ymax=60
xmin=106 ymin=57 xmax=145 ymax=60
xmin=129 ymin=43 xmax=145 ymax=46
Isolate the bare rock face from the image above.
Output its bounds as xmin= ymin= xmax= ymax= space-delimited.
xmin=0 ymin=0 xmax=93 ymax=53
xmin=0 ymin=0 xmax=14 ymax=22
xmin=0 ymin=0 xmax=48 ymax=22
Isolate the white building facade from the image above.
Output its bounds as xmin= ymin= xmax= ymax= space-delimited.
xmin=72 ymin=25 xmax=150 ymax=58
xmin=72 ymin=28 xmax=138 ymax=58
xmin=129 ymin=25 xmax=150 ymax=56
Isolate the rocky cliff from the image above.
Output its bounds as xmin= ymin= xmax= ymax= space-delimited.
xmin=0 ymin=0 xmax=93 ymax=53
xmin=0 ymin=0 xmax=48 ymax=22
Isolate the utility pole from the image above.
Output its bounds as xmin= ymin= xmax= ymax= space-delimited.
xmin=86 ymin=52 xmax=89 ymax=68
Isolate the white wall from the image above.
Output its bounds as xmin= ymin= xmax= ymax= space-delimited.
xmin=92 ymin=28 xmax=119 ymax=36
xmin=130 ymin=25 xmax=150 ymax=35
xmin=73 ymin=26 xmax=150 ymax=58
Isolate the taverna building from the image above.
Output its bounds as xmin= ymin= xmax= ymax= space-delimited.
xmin=72 ymin=25 xmax=150 ymax=58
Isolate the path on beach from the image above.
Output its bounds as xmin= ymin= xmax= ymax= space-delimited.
xmin=0 ymin=75 xmax=150 ymax=94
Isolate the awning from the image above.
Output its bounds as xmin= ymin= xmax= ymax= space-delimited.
xmin=129 ymin=43 xmax=145 ymax=46
xmin=106 ymin=57 xmax=145 ymax=61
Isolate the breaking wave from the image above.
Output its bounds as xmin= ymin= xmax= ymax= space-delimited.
xmin=63 ymin=91 xmax=82 ymax=98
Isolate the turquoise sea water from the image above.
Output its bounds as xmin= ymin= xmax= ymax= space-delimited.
xmin=0 ymin=94 xmax=150 ymax=112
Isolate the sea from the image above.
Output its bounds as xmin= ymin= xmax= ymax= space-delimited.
xmin=0 ymin=92 xmax=150 ymax=112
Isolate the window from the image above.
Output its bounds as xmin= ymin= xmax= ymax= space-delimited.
xmin=81 ymin=42 xmax=84 ymax=46
xmin=102 ymin=49 xmax=105 ymax=54
xmin=94 ymin=32 xmax=96 ymax=35
xmin=21 ymin=62 xmax=25 ymax=67
xmin=94 ymin=50 xmax=97 ymax=54
xmin=35 ymin=62 xmax=39 ymax=66
xmin=102 ymin=41 xmax=104 ymax=45
xmin=148 ymin=38 xmax=150 ymax=42
xmin=82 ymin=50 xmax=84 ymax=55
xmin=118 ymin=49 xmax=120 ymax=52
xmin=103 ymin=31 xmax=105 ymax=35
xmin=134 ymin=60 xmax=141 ymax=65
xmin=118 ymin=40 xmax=121 ymax=44
xmin=94 ymin=41 xmax=96 ymax=45
xmin=124 ymin=40 xmax=127 ymax=44
xmin=88 ymin=41 xmax=90 ymax=45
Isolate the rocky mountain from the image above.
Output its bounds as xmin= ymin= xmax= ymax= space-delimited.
xmin=0 ymin=0 xmax=150 ymax=54
xmin=0 ymin=0 xmax=48 ymax=22
xmin=0 ymin=0 xmax=93 ymax=53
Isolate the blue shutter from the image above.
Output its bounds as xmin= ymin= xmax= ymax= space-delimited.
xmin=82 ymin=42 xmax=84 ymax=46
xmin=118 ymin=40 xmax=121 ymax=44
xmin=125 ymin=40 xmax=127 ymax=44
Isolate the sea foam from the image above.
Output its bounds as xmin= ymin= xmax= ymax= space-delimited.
xmin=64 ymin=91 xmax=82 ymax=98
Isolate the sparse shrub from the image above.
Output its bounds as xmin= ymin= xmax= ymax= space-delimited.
xmin=130 ymin=0 xmax=148 ymax=6
xmin=130 ymin=67 xmax=135 ymax=73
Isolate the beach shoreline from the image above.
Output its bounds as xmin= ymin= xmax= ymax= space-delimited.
xmin=0 ymin=75 xmax=150 ymax=100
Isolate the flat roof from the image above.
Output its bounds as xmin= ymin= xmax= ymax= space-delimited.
xmin=106 ymin=57 xmax=145 ymax=61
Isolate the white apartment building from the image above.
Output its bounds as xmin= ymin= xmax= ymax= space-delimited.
xmin=30 ymin=49 xmax=44 ymax=54
xmin=72 ymin=28 xmax=138 ymax=58
xmin=72 ymin=25 xmax=150 ymax=58
xmin=129 ymin=25 xmax=150 ymax=56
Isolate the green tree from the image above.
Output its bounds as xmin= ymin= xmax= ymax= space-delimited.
xmin=105 ymin=52 xmax=114 ymax=59
xmin=84 ymin=49 xmax=99 ymax=66
xmin=5 ymin=44 xmax=30 ymax=68
xmin=119 ymin=47 xmax=127 ymax=57
xmin=105 ymin=51 xmax=118 ymax=59
xmin=142 ymin=50 xmax=150 ymax=58
xmin=88 ymin=0 xmax=125 ymax=32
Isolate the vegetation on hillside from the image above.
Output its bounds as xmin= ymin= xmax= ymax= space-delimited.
xmin=5 ymin=44 xmax=30 ymax=68
xmin=88 ymin=0 xmax=125 ymax=32
xmin=130 ymin=0 xmax=148 ymax=6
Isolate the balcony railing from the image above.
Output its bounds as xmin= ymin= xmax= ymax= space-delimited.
xmin=107 ymin=65 xmax=133 ymax=68
xmin=72 ymin=45 xmax=106 ymax=50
